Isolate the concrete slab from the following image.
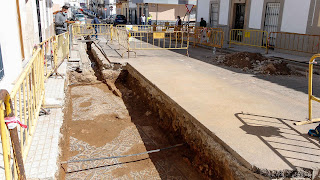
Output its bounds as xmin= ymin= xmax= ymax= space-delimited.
xmin=102 ymin=42 xmax=320 ymax=173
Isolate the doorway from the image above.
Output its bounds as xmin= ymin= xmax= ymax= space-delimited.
xmin=210 ymin=2 xmax=219 ymax=27
xmin=263 ymin=3 xmax=280 ymax=46
xmin=233 ymin=3 xmax=245 ymax=29
xmin=35 ymin=0 xmax=42 ymax=42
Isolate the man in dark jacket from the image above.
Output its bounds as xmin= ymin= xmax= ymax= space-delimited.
xmin=55 ymin=6 xmax=70 ymax=35
xmin=200 ymin=18 xmax=207 ymax=27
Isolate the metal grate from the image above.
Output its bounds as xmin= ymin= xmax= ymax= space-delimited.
xmin=264 ymin=2 xmax=280 ymax=46
xmin=0 ymin=45 xmax=4 ymax=81
xmin=210 ymin=2 xmax=219 ymax=28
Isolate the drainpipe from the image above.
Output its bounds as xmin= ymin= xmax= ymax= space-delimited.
xmin=156 ymin=4 xmax=158 ymax=25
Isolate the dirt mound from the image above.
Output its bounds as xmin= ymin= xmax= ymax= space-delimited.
xmin=218 ymin=52 xmax=292 ymax=75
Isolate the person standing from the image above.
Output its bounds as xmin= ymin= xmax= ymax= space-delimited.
xmin=91 ymin=16 xmax=100 ymax=39
xmin=175 ymin=16 xmax=182 ymax=31
xmin=141 ymin=14 xmax=146 ymax=25
xmin=147 ymin=14 xmax=152 ymax=25
xmin=200 ymin=17 xmax=207 ymax=27
xmin=176 ymin=16 xmax=182 ymax=26
xmin=55 ymin=5 xmax=70 ymax=35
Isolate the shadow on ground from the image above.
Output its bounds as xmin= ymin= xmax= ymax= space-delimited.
xmin=235 ymin=112 xmax=319 ymax=178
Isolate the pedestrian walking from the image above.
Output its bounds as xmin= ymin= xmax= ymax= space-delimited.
xmin=141 ymin=14 xmax=146 ymax=25
xmin=200 ymin=17 xmax=207 ymax=27
xmin=55 ymin=5 xmax=70 ymax=35
xmin=147 ymin=14 xmax=152 ymax=25
xmin=91 ymin=16 xmax=100 ymax=39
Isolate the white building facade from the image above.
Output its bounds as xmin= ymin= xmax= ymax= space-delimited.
xmin=196 ymin=0 xmax=320 ymax=35
xmin=0 ymin=0 xmax=54 ymax=91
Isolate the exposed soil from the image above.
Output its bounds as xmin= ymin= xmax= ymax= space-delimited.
xmin=59 ymin=82 xmax=205 ymax=179
xmin=59 ymin=52 xmax=205 ymax=180
xmin=216 ymin=52 xmax=292 ymax=75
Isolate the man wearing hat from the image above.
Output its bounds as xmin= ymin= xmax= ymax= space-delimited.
xmin=55 ymin=5 xmax=71 ymax=35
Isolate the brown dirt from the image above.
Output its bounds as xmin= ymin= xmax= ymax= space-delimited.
xmin=220 ymin=52 xmax=292 ymax=75
xmin=59 ymin=82 xmax=205 ymax=179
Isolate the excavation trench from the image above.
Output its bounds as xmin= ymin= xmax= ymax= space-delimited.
xmin=58 ymin=42 xmax=206 ymax=179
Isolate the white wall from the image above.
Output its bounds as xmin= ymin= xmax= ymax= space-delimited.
xmin=219 ymin=0 xmax=230 ymax=25
xmin=196 ymin=0 xmax=210 ymax=22
xmin=0 ymin=0 xmax=23 ymax=91
xmin=281 ymin=0 xmax=311 ymax=34
xmin=248 ymin=0 xmax=264 ymax=29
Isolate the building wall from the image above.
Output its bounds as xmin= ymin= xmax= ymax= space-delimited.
xmin=219 ymin=0 xmax=230 ymax=25
xmin=248 ymin=0 xmax=264 ymax=29
xmin=148 ymin=4 xmax=194 ymax=22
xmin=196 ymin=0 xmax=210 ymax=22
xmin=0 ymin=0 xmax=23 ymax=91
xmin=281 ymin=0 xmax=311 ymax=34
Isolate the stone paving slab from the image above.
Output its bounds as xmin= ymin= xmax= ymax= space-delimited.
xmin=24 ymin=62 xmax=66 ymax=179
xmin=103 ymin=41 xmax=320 ymax=175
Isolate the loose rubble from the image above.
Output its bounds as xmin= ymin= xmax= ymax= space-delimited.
xmin=216 ymin=52 xmax=292 ymax=75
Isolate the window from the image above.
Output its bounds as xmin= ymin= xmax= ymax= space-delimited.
xmin=210 ymin=2 xmax=219 ymax=27
xmin=0 ymin=45 xmax=4 ymax=81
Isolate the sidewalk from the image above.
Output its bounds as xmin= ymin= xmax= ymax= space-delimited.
xmin=225 ymin=44 xmax=312 ymax=63
xmin=24 ymin=62 xmax=67 ymax=179
xmin=101 ymin=39 xmax=320 ymax=177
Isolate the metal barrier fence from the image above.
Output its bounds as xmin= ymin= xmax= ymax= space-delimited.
xmin=72 ymin=24 xmax=113 ymax=40
xmin=229 ymin=29 xmax=268 ymax=53
xmin=0 ymin=31 xmax=70 ymax=179
xmin=295 ymin=54 xmax=320 ymax=125
xmin=151 ymin=25 xmax=194 ymax=33
xmin=116 ymin=25 xmax=152 ymax=32
xmin=268 ymin=32 xmax=320 ymax=54
xmin=37 ymin=36 xmax=55 ymax=80
xmin=193 ymin=27 xmax=224 ymax=48
xmin=1 ymin=48 xmax=45 ymax=179
xmin=116 ymin=29 xmax=189 ymax=58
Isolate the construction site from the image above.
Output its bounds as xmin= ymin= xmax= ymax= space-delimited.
xmin=2 ymin=4 xmax=320 ymax=179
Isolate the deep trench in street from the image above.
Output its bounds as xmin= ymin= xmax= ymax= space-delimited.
xmin=58 ymin=44 xmax=207 ymax=179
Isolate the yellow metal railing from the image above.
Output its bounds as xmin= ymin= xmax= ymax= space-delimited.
xmin=37 ymin=36 xmax=55 ymax=80
xmin=193 ymin=27 xmax=224 ymax=48
xmin=268 ymin=32 xmax=320 ymax=54
xmin=1 ymin=31 xmax=70 ymax=179
xmin=295 ymin=54 xmax=320 ymax=125
xmin=73 ymin=24 xmax=113 ymax=40
xmin=116 ymin=29 xmax=189 ymax=58
xmin=1 ymin=48 xmax=45 ymax=179
xmin=229 ymin=29 xmax=268 ymax=53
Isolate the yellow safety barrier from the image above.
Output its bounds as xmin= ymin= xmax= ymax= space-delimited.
xmin=36 ymin=36 xmax=55 ymax=80
xmin=1 ymin=48 xmax=45 ymax=179
xmin=151 ymin=25 xmax=194 ymax=33
xmin=0 ymin=30 xmax=70 ymax=179
xmin=116 ymin=29 xmax=189 ymax=58
xmin=116 ymin=25 xmax=152 ymax=32
xmin=295 ymin=54 xmax=320 ymax=125
xmin=193 ymin=27 xmax=224 ymax=48
xmin=268 ymin=32 xmax=320 ymax=54
xmin=72 ymin=24 xmax=113 ymax=40
xmin=229 ymin=29 xmax=268 ymax=53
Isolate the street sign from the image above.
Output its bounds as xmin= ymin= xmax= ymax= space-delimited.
xmin=185 ymin=4 xmax=194 ymax=13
